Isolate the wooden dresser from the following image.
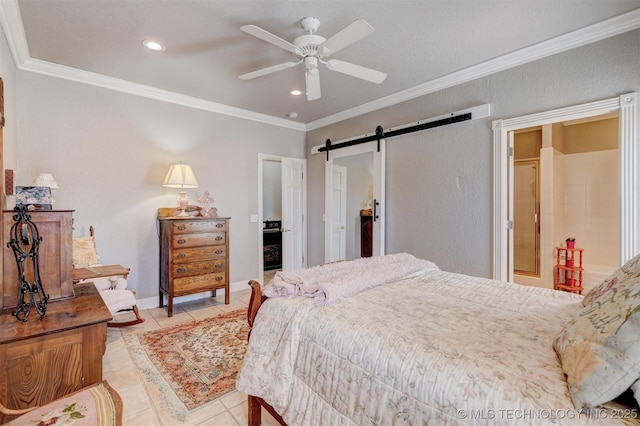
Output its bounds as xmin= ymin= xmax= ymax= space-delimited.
xmin=158 ymin=214 xmax=230 ymax=317
xmin=2 ymin=210 xmax=74 ymax=310
xmin=0 ymin=282 xmax=112 ymax=423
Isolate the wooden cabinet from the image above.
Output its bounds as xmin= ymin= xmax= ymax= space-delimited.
xmin=1 ymin=210 xmax=74 ymax=310
xmin=360 ymin=210 xmax=372 ymax=258
xmin=554 ymin=246 xmax=584 ymax=294
xmin=158 ymin=215 xmax=230 ymax=317
xmin=0 ymin=282 xmax=111 ymax=423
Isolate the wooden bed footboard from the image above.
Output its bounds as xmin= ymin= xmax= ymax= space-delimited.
xmin=246 ymin=280 xmax=287 ymax=426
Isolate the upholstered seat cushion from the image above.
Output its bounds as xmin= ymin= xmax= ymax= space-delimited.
xmin=6 ymin=381 xmax=122 ymax=425
xmin=99 ymin=289 xmax=138 ymax=315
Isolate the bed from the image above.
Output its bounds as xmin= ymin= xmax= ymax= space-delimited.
xmin=236 ymin=253 xmax=640 ymax=425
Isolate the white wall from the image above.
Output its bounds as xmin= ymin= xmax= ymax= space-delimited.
xmin=305 ymin=29 xmax=640 ymax=277
xmin=13 ymin=72 xmax=305 ymax=299
xmin=0 ymin=25 xmax=17 ymax=184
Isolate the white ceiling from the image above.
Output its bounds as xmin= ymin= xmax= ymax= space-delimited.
xmin=3 ymin=1 xmax=639 ymax=130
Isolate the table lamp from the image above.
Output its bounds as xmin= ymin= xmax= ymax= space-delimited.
xmin=162 ymin=163 xmax=198 ymax=217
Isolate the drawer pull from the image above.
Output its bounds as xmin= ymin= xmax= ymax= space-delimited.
xmin=177 ymin=253 xmax=186 ymax=258
xmin=177 ymin=225 xmax=187 ymax=231
xmin=177 ymin=267 xmax=186 ymax=273
xmin=177 ymin=239 xmax=186 ymax=244
xmin=215 ymin=223 xmax=224 ymax=228
xmin=215 ymin=263 xmax=223 ymax=268
xmin=215 ymin=249 xmax=223 ymax=254
xmin=215 ymin=275 xmax=223 ymax=281
xmin=215 ymin=236 xmax=223 ymax=241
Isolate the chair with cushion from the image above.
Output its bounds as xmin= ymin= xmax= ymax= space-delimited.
xmin=0 ymin=380 xmax=123 ymax=425
xmin=73 ymin=226 xmax=145 ymax=327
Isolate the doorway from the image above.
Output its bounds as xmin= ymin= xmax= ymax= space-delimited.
xmin=493 ymin=92 xmax=638 ymax=285
xmin=324 ymin=140 xmax=385 ymax=263
xmin=258 ymin=154 xmax=306 ymax=284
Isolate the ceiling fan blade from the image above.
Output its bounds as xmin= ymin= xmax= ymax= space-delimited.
xmin=326 ymin=59 xmax=387 ymax=84
xmin=306 ymin=68 xmax=321 ymax=101
xmin=239 ymin=61 xmax=301 ymax=80
xmin=319 ymin=19 xmax=374 ymax=56
xmin=241 ymin=25 xmax=301 ymax=55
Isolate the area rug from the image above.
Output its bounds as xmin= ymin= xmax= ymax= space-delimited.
xmin=123 ymin=309 xmax=249 ymax=420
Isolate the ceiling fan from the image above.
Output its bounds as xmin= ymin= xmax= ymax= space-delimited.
xmin=239 ymin=17 xmax=387 ymax=101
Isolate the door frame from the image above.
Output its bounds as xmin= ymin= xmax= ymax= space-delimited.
xmin=257 ymin=154 xmax=307 ymax=284
xmin=492 ymin=92 xmax=638 ymax=281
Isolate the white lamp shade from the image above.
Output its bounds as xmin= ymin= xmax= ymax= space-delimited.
xmin=162 ymin=164 xmax=198 ymax=188
xmin=34 ymin=173 xmax=59 ymax=189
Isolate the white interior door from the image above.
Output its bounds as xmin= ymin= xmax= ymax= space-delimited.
xmin=325 ymin=140 xmax=385 ymax=263
xmin=330 ymin=165 xmax=347 ymax=262
xmin=281 ymin=157 xmax=306 ymax=270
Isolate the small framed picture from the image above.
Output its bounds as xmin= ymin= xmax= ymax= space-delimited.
xmin=15 ymin=186 xmax=53 ymax=210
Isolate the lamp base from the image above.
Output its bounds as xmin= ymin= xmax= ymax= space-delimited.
xmin=177 ymin=190 xmax=189 ymax=216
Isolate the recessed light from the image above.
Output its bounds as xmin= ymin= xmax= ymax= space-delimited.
xmin=143 ymin=40 xmax=165 ymax=51
xmin=290 ymin=90 xmax=303 ymax=96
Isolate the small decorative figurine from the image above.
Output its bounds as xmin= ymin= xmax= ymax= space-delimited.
xmin=198 ymin=191 xmax=216 ymax=217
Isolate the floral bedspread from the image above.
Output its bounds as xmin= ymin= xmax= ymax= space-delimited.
xmin=236 ymin=269 xmax=632 ymax=425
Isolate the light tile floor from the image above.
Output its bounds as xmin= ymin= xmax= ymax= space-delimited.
xmin=104 ymin=288 xmax=280 ymax=425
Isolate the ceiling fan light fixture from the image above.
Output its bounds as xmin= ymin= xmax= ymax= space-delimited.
xmin=239 ymin=17 xmax=385 ymax=101
xmin=143 ymin=40 xmax=165 ymax=51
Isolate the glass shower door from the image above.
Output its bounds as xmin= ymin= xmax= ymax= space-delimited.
xmin=514 ymin=161 xmax=539 ymax=275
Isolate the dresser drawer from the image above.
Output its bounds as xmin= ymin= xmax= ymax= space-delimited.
xmin=172 ymin=246 xmax=226 ymax=263
xmin=172 ymin=232 xmax=226 ymax=249
xmin=174 ymin=272 xmax=226 ymax=294
xmin=171 ymin=259 xmax=226 ymax=277
xmin=172 ymin=220 xmax=227 ymax=234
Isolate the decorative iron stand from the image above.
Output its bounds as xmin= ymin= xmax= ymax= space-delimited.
xmin=6 ymin=206 xmax=49 ymax=321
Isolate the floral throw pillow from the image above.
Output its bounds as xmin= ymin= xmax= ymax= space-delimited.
xmin=582 ymin=253 xmax=640 ymax=306
xmin=554 ymin=275 xmax=640 ymax=409
xmin=72 ymin=236 xmax=99 ymax=267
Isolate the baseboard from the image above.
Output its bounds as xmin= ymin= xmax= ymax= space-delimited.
xmin=135 ymin=279 xmax=255 ymax=311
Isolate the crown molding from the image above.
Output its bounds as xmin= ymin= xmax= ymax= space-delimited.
xmin=20 ymin=58 xmax=306 ymax=131
xmin=1 ymin=0 xmax=637 ymax=132
xmin=0 ymin=0 xmax=30 ymax=67
xmin=306 ymin=8 xmax=640 ymax=131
